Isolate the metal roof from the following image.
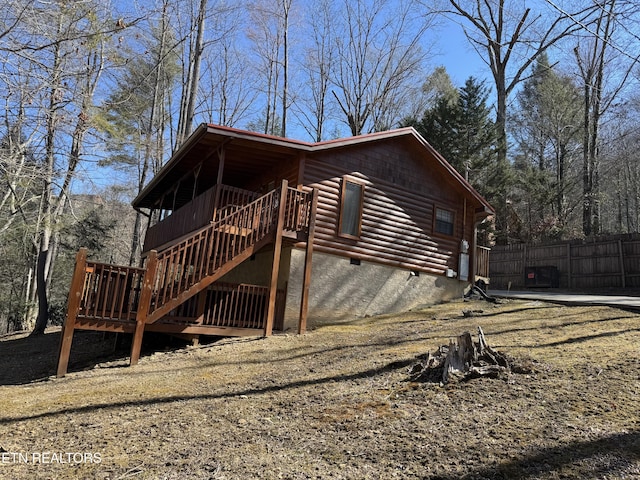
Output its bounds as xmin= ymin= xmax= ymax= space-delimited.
xmin=132 ymin=123 xmax=494 ymax=216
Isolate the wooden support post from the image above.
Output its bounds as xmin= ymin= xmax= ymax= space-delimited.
xmin=264 ymin=180 xmax=288 ymax=337
xmin=212 ymin=146 xmax=226 ymax=220
xmin=296 ymin=152 xmax=306 ymax=188
xmin=216 ymin=145 xmax=226 ymax=186
xmin=195 ymin=289 xmax=208 ymax=324
xmin=130 ymin=250 xmax=158 ymax=366
xmin=57 ymin=248 xmax=89 ymax=377
xmin=298 ymin=188 xmax=318 ymax=334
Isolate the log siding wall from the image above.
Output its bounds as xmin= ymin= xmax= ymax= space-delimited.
xmin=303 ymin=140 xmax=475 ymax=276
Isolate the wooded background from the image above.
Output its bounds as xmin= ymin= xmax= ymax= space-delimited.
xmin=2 ymin=0 xmax=640 ymax=333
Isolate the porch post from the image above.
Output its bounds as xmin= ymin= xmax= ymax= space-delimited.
xmin=298 ymin=187 xmax=318 ymax=334
xmin=212 ymin=145 xmax=226 ymax=220
xmin=264 ymin=179 xmax=288 ymax=336
xmin=216 ymin=145 xmax=225 ymax=186
xmin=57 ymin=248 xmax=88 ymax=377
xmin=130 ymin=250 xmax=158 ymax=365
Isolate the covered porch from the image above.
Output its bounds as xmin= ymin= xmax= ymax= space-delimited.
xmin=57 ymin=177 xmax=318 ymax=377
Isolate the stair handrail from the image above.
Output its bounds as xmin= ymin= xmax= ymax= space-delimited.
xmin=66 ymin=182 xmax=313 ymax=325
xmin=149 ymin=184 xmax=283 ymax=315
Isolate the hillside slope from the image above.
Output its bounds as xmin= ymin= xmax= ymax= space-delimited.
xmin=1 ymin=299 xmax=639 ymax=479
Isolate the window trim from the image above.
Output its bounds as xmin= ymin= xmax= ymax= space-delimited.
xmin=433 ymin=206 xmax=456 ymax=237
xmin=338 ymin=176 xmax=365 ymax=240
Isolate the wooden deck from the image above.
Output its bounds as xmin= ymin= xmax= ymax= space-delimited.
xmin=57 ymin=180 xmax=318 ymax=376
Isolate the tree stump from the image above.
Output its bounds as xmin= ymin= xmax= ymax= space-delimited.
xmin=411 ymin=327 xmax=512 ymax=384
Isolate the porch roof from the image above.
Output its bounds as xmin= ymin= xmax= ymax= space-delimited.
xmin=132 ymin=123 xmax=494 ymax=216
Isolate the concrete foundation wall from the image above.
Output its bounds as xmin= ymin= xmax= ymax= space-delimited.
xmin=219 ymin=246 xmax=291 ymax=290
xmin=284 ymin=249 xmax=464 ymax=330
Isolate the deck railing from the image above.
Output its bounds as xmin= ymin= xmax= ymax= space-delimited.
xmin=161 ymin=283 xmax=287 ymax=331
xmin=202 ymin=283 xmax=270 ymax=330
xmin=214 ymin=185 xmax=261 ymax=221
xmin=150 ymin=186 xmax=282 ymax=317
xmin=475 ymin=245 xmax=491 ymax=280
xmin=65 ymin=181 xmax=313 ymax=329
xmin=284 ymin=187 xmax=313 ymax=233
xmin=143 ymin=185 xmax=261 ymax=253
xmin=77 ymin=261 xmax=145 ymax=322
xmin=143 ymin=186 xmax=217 ymax=252
xmin=59 ymin=180 xmax=315 ymax=376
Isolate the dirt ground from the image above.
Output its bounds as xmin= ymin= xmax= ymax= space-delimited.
xmin=1 ymin=298 xmax=639 ymax=479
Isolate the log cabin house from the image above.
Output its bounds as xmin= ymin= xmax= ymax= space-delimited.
xmin=56 ymin=124 xmax=493 ymax=376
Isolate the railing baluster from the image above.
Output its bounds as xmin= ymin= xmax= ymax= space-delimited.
xmin=220 ymin=288 xmax=230 ymax=326
xmin=247 ymin=285 xmax=257 ymax=328
xmin=76 ymin=185 xmax=312 ymax=327
xmin=210 ymin=288 xmax=219 ymax=325
xmin=230 ymin=287 xmax=240 ymax=326
xmin=73 ymin=261 xmax=145 ymax=322
xmin=111 ymin=267 xmax=122 ymax=320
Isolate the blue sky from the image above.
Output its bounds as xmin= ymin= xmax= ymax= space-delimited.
xmin=430 ymin=26 xmax=490 ymax=87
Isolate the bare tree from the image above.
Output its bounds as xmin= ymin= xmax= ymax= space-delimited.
xmin=294 ymin=0 xmax=336 ymax=141
xmin=280 ymin=0 xmax=293 ymax=137
xmin=175 ymin=0 xmax=208 ymax=147
xmin=572 ymin=0 xmax=639 ymax=236
xmin=30 ymin=2 xmax=115 ymax=335
xmin=0 ymin=0 xmax=128 ymax=333
xmin=331 ymin=0 xmax=429 ymax=136
xmin=201 ymin=41 xmax=258 ymax=127
xmin=0 ymin=96 xmax=40 ymax=238
xmin=101 ymin=0 xmax=180 ymax=265
xmin=198 ymin=19 xmax=258 ymax=127
xmin=444 ymin=0 xmax=599 ymax=165
xmin=247 ymin=0 xmax=295 ymax=136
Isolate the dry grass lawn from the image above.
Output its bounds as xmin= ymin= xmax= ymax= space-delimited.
xmin=1 ymin=298 xmax=639 ymax=479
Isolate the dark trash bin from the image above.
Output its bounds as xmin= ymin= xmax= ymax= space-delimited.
xmin=524 ymin=265 xmax=560 ymax=288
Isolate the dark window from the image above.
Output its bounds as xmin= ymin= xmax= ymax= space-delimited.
xmin=339 ymin=177 xmax=365 ymax=238
xmin=435 ymin=207 xmax=455 ymax=236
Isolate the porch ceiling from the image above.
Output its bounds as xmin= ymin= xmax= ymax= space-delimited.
xmin=133 ymin=124 xmax=306 ymax=210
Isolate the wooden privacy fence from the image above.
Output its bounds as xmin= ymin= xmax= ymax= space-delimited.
xmin=475 ymin=246 xmax=490 ymax=281
xmin=489 ymin=233 xmax=640 ymax=290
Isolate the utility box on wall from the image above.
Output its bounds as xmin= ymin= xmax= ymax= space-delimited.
xmin=459 ymin=239 xmax=469 ymax=282
xmin=459 ymin=253 xmax=469 ymax=282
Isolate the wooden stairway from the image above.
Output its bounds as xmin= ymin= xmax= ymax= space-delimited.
xmin=56 ymin=180 xmax=316 ymax=376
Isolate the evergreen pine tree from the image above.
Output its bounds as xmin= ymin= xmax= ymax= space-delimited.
xmin=511 ymin=53 xmax=582 ymax=241
xmin=406 ymin=75 xmax=504 ymax=243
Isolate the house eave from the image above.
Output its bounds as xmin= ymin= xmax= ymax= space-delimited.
xmin=132 ymin=124 xmax=494 ymax=216
xmin=132 ymin=124 xmax=210 ymax=209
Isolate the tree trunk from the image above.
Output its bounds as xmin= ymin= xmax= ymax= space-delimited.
xmin=281 ymin=0 xmax=290 ymax=137
xmin=31 ymin=248 xmax=49 ymax=335
xmin=177 ymin=0 xmax=207 ymax=147
xmin=440 ymin=327 xmax=510 ymax=384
